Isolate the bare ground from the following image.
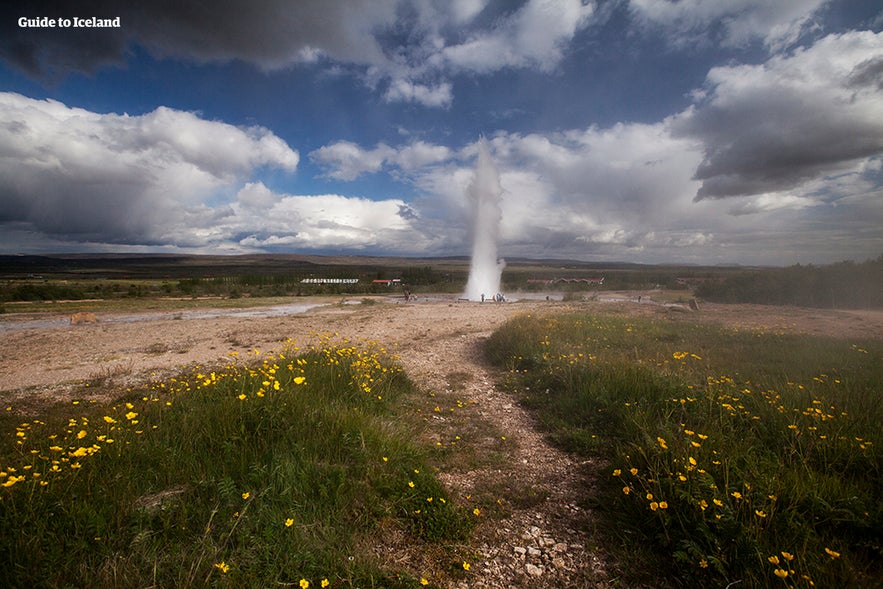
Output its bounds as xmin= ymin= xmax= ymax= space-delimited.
xmin=2 ymin=295 xmax=882 ymax=587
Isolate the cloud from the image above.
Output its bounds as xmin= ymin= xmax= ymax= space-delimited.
xmin=0 ymin=0 xmax=398 ymax=77
xmin=628 ymin=0 xmax=828 ymax=50
xmin=232 ymin=186 xmax=430 ymax=251
xmin=0 ymin=0 xmax=597 ymax=108
xmin=0 ymin=92 xmax=298 ymax=244
xmin=310 ymin=140 xmax=452 ymax=180
xmin=673 ymin=31 xmax=883 ymax=202
xmin=441 ymin=0 xmax=595 ymax=73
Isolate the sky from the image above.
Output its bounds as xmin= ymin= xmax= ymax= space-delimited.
xmin=0 ymin=0 xmax=881 ymax=266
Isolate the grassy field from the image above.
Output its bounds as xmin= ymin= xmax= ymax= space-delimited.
xmin=0 ymin=336 xmax=474 ymax=588
xmin=486 ymin=313 xmax=882 ymax=588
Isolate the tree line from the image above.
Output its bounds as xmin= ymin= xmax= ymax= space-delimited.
xmin=695 ymin=255 xmax=883 ymax=309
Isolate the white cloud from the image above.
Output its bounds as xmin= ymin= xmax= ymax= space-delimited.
xmin=310 ymin=139 xmax=453 ymax=179
xmin=310 ymin=141 xmax=394 ymax=181
xmin=0 ymin=93 xmax=298 ymax=244
xmin=442 ymin=0 xmax=595 ymax=73
xmin=629 ymin=0 xmax=828 ymax=50
xmin=383 ymin=79 xmax=453 ymax=108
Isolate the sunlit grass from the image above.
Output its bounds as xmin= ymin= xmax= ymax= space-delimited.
xmin=487 ymin=313 xmax=882 ymax=588
xmin=0 ymin=335 xmax=471 ymax=588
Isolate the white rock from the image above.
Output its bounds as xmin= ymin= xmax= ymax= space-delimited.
xmin=525 ymin=563 xmax=544 ymax=577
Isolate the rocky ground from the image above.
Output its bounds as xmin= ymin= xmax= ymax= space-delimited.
xmin=2 ymin=294 xmax=881 ymax=587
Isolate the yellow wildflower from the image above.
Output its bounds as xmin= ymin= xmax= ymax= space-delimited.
xmin=214 ymin=561 xmax=229 ymax=573
xmin=768 ymin=555 xmax=780 ymax=565
xmin=824 ymin=547 xmax=840 ymax=559
xmin=462 ymin=562 xmax=471 ymax=571
xmin=285 ymin=518 xmax=294 ymax=527
xmin=299 ymin=580 xmax=310 ymax=589
xmin=242 ymin=492 xmax=250 ymax=500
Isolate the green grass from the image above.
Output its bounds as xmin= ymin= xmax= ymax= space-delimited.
xmin=486 ymin=312 xmax=882 ymax=588
xmin=0 ymin=338 xmax=471 ymax=588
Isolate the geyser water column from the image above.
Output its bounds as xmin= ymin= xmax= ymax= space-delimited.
xmin=463 ymin=138 xmax=505 ymax=301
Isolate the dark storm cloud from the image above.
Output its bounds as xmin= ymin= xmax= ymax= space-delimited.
xmin=673 ymin=31 xmax=883 ymax=201
xmin=1 ymin=0 xmax=396 ymax=77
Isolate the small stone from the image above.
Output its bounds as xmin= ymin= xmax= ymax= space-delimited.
xmin=525 ymin=563 xmax=544 ymax=577
xmin=552 ymin=557 xmax=566 ymax=569
xmin=553 ymin=542 xmax=568 ymax=553
xmin=528 ymin=547 xmax=541 ymax=557
xmin=513 ymin=546 xmax=527 ymax=556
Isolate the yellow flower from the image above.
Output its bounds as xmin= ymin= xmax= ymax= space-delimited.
xmin=657 ymin=437 xmax=668 ymax=449
xmin=630 ymin=467 xmax=638 ymax=476
xmin=77 ymin=430 xmax=87 ymax=439
xmin=768 ymin=555 xmax=780 ymax=565
xmin=731 ymin=491 xmax=742 ymax=500
xmin=781 ymin=551 xmax=794 ymax=561
xmin=125 ymin=412 xmax=138 ymax=420
xmin=214 ymin=561 xmax=229 ymax=573
xmin=473 ymin=508 xmax=481 ymax=516
xmin=699 ymin=559 xmax=708 ymax=568
xmin=462 ymin=562 xmax=470 ymax=571
xmin=285 ymin=518 xmax=294 ymax=527
xmin=238 ymin=393 xmax=247 ymax=401
xmin=103 ymin=416 xmax=116 ymax=424
xmin=824 ymin=547 xmax=840 ymax=559
xmin=773 ymin=568 xmax=788 ymax=579
xmin=755 ymin=510 xmax=767 ymax=518
xmin=659 ymin=501 xmax=668 ymax=509
xmin=420 ymin=579 xmax=429 ymax=586
xmin=713 ymin=498 xmax=723 ymax=507
xmin=612 ymin=469 xmax=622 ymax=476
xmin=299 ymin=580 xmax=310 ymax=589
xmin=321 ymin=580 xmax=330 ymax=588
xmin=408 ymin=481 xmax=415 ymax=488
xmin=242 ymin=492 xmax=250 ymax=500
xmin=650 ymin=502 xmax=659 ymax=511
xmin=293 ymin=376 xmax=306 ymax=385
xmin=622 ymin=486 xmax=630 ymax=495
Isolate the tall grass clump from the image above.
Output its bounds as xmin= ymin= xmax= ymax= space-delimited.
xmin=487 ymin=313 xmax=882 ymax=588
xmin=0 ymin=336 xmax=470 ymax=588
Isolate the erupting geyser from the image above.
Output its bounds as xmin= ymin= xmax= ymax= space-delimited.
xmin=463 ymin=138 xmax=505 ymax=302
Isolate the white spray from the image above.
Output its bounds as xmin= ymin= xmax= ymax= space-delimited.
xmin=463 ymin=138 xmax=505 ymax=301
